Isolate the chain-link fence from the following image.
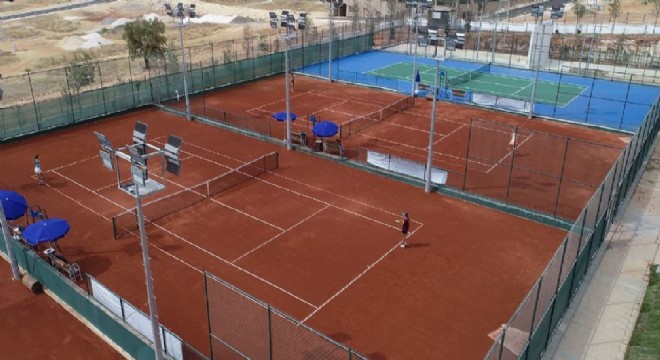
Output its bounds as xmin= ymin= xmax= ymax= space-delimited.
xmin=87 ymin=275 xmax=207 ymax=360
xmin=204 ymin=272 xmax=367 ymax=360
xmin=484 ymin=85 xmax=660 ymax=360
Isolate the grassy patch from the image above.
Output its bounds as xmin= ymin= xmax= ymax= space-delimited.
xmin=3 ymin=27 xmax=40 ymax=40
xmin=626 ymin=264 xmax=660 ymax=360
xmin=32 ymin=14 xmax=80 ymax=33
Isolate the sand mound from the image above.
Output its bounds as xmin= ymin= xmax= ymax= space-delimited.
xmin=60 ymin=32 xmax=113 ymax=50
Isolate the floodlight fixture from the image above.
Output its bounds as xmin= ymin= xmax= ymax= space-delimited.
xmin=163 ymin=135 xmax=183 ymax=176
xmin=425 ymin=56 xmax=443 ymax=193
xmin=94 ymin=131 xmax=115 ymax=152
xmin=164 ymin=3 xmax=195 ymax=121
xmin=270 ymin=9 xmax=300 ymax=151
xmin=550 ymin=5 xmax=564 ymax=19
xmin=93 ymin=124 xmax=184 ymax=360
xmin=133 ymin=121 xmax=148 ymax=145
xmin=164 ymin=3 xmax=173 ymax=17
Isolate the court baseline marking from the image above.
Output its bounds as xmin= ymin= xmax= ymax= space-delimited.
xmin=48 ymin=160 xmax=316 ymax=309
xmin=485 ymin=133 xmax=535 ymax=174
xmin=153 ymin=139 xmax=423 ymax=316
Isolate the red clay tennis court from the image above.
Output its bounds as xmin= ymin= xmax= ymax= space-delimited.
xmin=181 ymin=75 xmax=628 ymax=221
xmin=2 ymin=106 xmax=573 ymax=359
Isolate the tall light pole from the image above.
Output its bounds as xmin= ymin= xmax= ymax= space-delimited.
xmin=528 ymin=23 xmax=547 ymax=119
xmin=0 ymin=203 xmax=21 ymax=280
xmin=527 ymin=5 xmax=545 ymax=119
xmin=409 ymin=1 xmax=431 ymax=96
xmin=165 ymin=3 xmax=196 ymax=121
xmin=321 ymin=0 xmax=341 ymax=82
xmin=425 ymin=57 xmax=442 ymax=193
xmin=270 ymin=11 xmax=303 ymax=151
xmin=410 ymin=2 xmax=420 ymax=96
xmin=94 ymin=124 xmax=183 ymax=360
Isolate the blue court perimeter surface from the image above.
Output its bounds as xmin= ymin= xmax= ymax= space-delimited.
xmin=300 ymin=50 xmax=660 ymax=132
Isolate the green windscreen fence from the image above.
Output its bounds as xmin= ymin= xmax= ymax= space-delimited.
xmin=483 ymin=94 xmax=660 ymax=359
xmin=0 ymin=236 xmax=156 ymax=360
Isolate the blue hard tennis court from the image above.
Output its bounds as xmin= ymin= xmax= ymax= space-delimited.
xmin=300 ymin=50 xmax=660 ymax=132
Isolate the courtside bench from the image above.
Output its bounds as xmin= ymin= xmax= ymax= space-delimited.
xmin=323 ymin=140 xmax=344 ymax=158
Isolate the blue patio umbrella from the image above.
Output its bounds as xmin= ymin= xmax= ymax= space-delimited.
xmin=272 ymin=111 xmax=298 ymax=122
xmin=415 ymin=69 xmax=421 ymax=83
xmin=313 ymin=121 xmax=339 ymax=138
xmin=0 ymin=190 xmax=28 ymax=220
xmin=22 ymin=218 xmax=70 ymax=246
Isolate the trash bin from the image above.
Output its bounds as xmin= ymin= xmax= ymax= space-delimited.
xmin=300 ymin=131 xmax=307 ymax=146
xmin=314 ymin=140 xmax=323 ymax=152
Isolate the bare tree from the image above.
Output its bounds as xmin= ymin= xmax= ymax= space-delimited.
xmin=573 ymin=0 xmax=588 ymax=33
xmin=242 ymin=24 xmax=254 ymax=59
xmin=609 ymin=0 xmax=622 ymax=22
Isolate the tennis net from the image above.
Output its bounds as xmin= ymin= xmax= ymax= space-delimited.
xmin=339 ymin=96 xmax=415 ymax=139
xmin=447 ymin=63 xmax=491 ymax=87
xmin=112 ymin=151 xmax=279 ymax=239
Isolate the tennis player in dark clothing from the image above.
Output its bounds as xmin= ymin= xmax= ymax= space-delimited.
xmin=400 ymin=211 xmax=410 ymax=248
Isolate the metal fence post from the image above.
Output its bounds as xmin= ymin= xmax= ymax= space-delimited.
xmin=267 ymin=305 xmax=273 ymax=360
xmin=97 ymin=62 xmax=108 ymax=115
xmin=203 ymin=272 xmax=214 ymax=360
xmin=525 ymin=279 xmax=544 ymax=360
xmin=463 ymin=119 xmax=474 ymax=190
xmin=505 ymin=125 xmax=518 ymax=204
xmin=27 ymin=72 xmax=40 ymax=130
xmin=544 ymin=241 xmax=569 ymax=348
xmin=553 ymin=137 xmax=570 ymax=217
xmin=128 ymin=59 xmax=137 ymax=107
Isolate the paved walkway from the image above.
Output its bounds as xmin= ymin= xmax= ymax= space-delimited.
xmin=543 ymin=136 xmax=660 ymax=360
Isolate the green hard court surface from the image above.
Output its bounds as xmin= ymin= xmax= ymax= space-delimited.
xmin=368 ymin=62 xmax=587 ymax=107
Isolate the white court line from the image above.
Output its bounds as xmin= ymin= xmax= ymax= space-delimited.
xmin=150 ymin=139 xmax=238 ymax=175
xmin=93 ymin=182 xmax=118 ymax=193
xmin=232 ymin=204 xmax=331 ymax=264
xmin=301 ymin=223 xmax=424 ymax=324
xmin=432 ymin=123 xmax=467 ymax=147
xmin=244 ymin=91 xmax=308 ymax=116
xmin=143 ymin=163 xmax=285 ymax=232
xmin=48 ymin=154 xmax=100 ymax=172
xmin=252 ymin=174 xmax=401 ymax=231
xmin=307 ymin=90 xmax=391 ymax=110
xmin=147 ymin=215 xmax=318 ymax=308
xmin=52 ymin=169 xmax=127 ymax=210
xmin=51 ymin=167 xmax=315 ymax=308
xmin=486 ymin=133 xmax=535 ymax=173
xmin=183 ymin=141 xmax=423 ymax=231
xmin=512 ymin=82 xmax=533 ymax=97
xmin=46 ymin=172 xmax=202 ymax=274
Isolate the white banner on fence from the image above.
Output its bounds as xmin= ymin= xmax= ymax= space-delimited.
xmin=89 ymin=277 xmax=183 ymax=360
xmin=90 ymin=278 xmax=123 ymax=317
xmin=472 ymin=93 xmax=530 ymax=113
xmin=366 ymin=149 xmax=447 ymax=184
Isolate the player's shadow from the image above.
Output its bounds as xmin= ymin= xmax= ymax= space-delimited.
xmin=405 ymin=242 xmax=430 ymax=249
xmin=366 ymin=352 xmax=387 ymax=360
xmin=76 ymin=255 xmax=112 ymax=275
